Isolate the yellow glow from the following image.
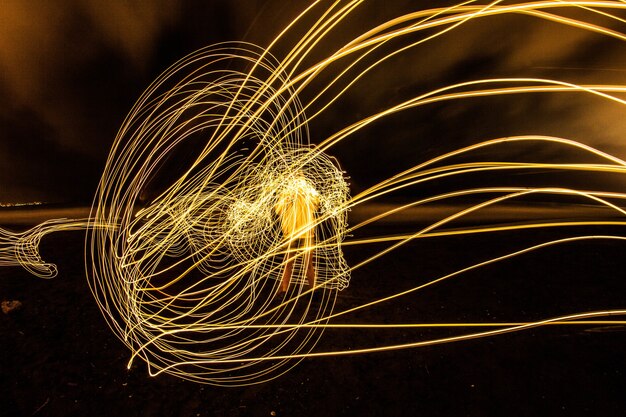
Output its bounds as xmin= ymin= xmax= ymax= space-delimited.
xmin=2 ymin=1 xmax=626 ymax=386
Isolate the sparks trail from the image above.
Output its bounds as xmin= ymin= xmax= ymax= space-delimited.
xmin=3 ymin=1 xmax=626 ymax=386
xmin=0 ymin=218 xmax=114 ymax=279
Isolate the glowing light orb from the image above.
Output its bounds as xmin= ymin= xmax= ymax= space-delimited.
xmin=85 ymin=42 xmax=350 ymax=384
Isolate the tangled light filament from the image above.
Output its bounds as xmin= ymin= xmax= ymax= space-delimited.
xmin=3 ymin=1 xmax=626 ymax=386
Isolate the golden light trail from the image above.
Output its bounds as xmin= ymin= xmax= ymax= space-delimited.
xmin=2 ymin=1 xmax=626 ymax=386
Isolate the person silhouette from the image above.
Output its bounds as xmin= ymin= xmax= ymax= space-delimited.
xmin=274 ymin=173 xmax=320 ymax=294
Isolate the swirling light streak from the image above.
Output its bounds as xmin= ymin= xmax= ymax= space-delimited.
xmin=0 ymin=219 xmax=113 ymax=278
xmin=2 ymin=1 xmax=626 ymax=385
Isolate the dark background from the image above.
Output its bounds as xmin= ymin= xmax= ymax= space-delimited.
xmin=1 ymin=0 xmax=626 ymax=203
xmin=2 ymin=226 xmax=626 ymax=416
xmin=2 ymin=1 xmax=626 ymax=416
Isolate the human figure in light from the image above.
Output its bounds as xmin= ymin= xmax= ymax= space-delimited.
xmin=274 ymin=173 xmax=320 ymax=294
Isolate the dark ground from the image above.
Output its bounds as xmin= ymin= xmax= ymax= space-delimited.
xmin=2 ymin=225 xmax=626 ymax=417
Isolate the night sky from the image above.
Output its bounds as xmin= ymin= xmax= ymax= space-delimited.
xmin=1 ymin=1 xmax=625 ymax=204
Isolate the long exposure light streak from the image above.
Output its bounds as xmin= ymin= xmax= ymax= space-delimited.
xmin=2 ymin=1 xmax=626 ymax=385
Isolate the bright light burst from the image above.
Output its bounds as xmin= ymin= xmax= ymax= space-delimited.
xmin=3 ymin=0 xmax=626 ymax=386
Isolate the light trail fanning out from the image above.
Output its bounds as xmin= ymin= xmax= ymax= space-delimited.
xmin=3 ymin=1 xmax=626 ymax=386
